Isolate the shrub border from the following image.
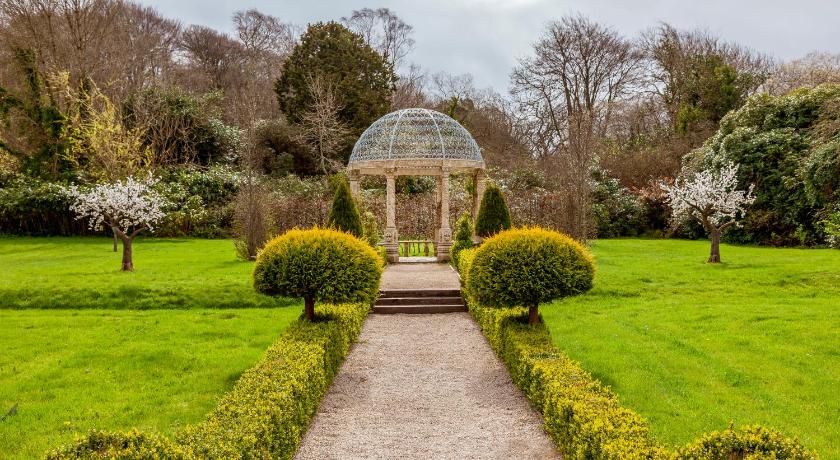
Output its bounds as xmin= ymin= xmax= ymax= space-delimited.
xmin=46 ymin=302 xmax=369 ymax=459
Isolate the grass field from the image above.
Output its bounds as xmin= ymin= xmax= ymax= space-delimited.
xmin=0 ymin=308 xmax=300 ymax=459
xmin=0 ymin=237 xmax=303 ymax=458
xmin=542 ymin=239 xmax=840 ymax=457
xmin=0 ymin=237 xmax=296 ymax=309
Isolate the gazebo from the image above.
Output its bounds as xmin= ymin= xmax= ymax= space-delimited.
xmin=347 ymin=108 xmax=486 ymax=263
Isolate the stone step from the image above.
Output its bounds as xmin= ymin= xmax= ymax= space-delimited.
xmin=376 ymin=296 xmax=464 ymax=306
xmin=372 ymin=304 xmax=468 ymax=314
xmin=379 ymin=289 xmax=461 ymax=298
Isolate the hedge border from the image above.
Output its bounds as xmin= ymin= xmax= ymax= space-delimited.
xmin=46 ymin=301 xmax=369 ymax=460
xmin=457 ymin=247 xmax=817 ymax=460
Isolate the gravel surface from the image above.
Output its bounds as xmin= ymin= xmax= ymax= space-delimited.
xmin=295 ymin=313 xmax=558 ymax=459
xmin=379 ymin=263 xmax=461 ymax=290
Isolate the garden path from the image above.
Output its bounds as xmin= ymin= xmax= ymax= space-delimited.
xmin=295 ymin=264 xmax=558 ymax=459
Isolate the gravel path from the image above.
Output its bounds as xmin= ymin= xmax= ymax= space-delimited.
xmin=379 ymin=263 xmax=461 ymax=290
xmin=295 ymin=313 xmax=558 ymax=459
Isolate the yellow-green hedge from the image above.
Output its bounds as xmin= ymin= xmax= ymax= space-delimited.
xmin=47 ymin=302 xmax=369 ymax=460
xmin=45 ymin=430 xmax=187 ymax=459
xmin=457 ymin=254 xmax=816 ymax=460
xmin=253 ymin=227 xmax=382 ymax=305
xmin=465 ymin=227 xmax=595 ymax=310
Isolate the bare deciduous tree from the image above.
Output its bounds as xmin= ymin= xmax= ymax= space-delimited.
xmin=511 ymin=14 xmax=643 ymax=240
xmin=342 ymin=7 xmax=414 ymax=71
xmin=765 ymin=51 xmax=840 ymax=95
xmin=296 ymin=74 xmax=350 ymax=175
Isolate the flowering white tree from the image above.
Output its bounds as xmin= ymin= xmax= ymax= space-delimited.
xmin=67 ymin=176 xmax=168 ymax=271
xmin=662 ymin=162 xmax=755 ymax=263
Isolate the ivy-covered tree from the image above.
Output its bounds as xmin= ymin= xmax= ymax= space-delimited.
xmin=0 ymin=49 xmax=74 ymax=181
xmin=326 ymin=176 xmax=363 ymax=237
xmin=275 ymin=22 xmax=395 ymax=162
xmin=475 ymin=183 xmax=512 ymax=238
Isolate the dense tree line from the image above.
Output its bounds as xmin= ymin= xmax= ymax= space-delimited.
xmin=0 ymin=1 xmax=838 ymax=245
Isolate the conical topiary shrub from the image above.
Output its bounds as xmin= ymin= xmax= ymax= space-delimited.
xmin=474 ymin=183 xmax=512 ymax=237
xmin=326 ymin=177 xmax=363 ymax=237
xmin=450 ymin=212 xmax=474 ymax=267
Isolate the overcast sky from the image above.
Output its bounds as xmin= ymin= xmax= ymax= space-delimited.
xmin=142 ymin=0 xmax=840 ymax=93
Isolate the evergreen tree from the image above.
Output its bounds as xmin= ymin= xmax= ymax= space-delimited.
xmin=450 ymin=212 xmax=474 ymax=267
xmin=475 ymin=184 xmax=512 ymax=237
xmin=327 ymin=177 xmax=363 ymax=237
xmin=275 ymin=22 xmax=395 ymax=163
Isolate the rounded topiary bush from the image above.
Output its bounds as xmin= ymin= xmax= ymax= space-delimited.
xmin=466 ymin=227 xmax=595 ymax=325
xmin=253 ymin=228 xmax=382 ymax=321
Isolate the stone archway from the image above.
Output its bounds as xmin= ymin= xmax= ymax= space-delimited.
xmin=346 ymin=108 xmax=486 ymax=263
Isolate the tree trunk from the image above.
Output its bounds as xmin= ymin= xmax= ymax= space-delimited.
xmin=708 ymin=229 xmax=721 ymax=264
xmin=121 ymin=237 xmax=134 ymax=271
xmin=112 ymin=232 xmax=118 ymax=252
xmin=304 ymin=297 xmax=315 ymax=321
xmin=528 ymin=304 xmax=539 ymax=326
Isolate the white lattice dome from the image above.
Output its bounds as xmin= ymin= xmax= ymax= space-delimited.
xmin=348 ymin=108 xmax=484 ymax=169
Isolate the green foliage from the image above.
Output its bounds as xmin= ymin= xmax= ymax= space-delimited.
xmin=125 ymin=86 xmax=241 ymax=166
xmin=0 ymin=176 xmax=86 ymax=235
xmin=676 ymin=425 xmax=815 ymax=460
xmin=820 ymin=207 xmax=840 ymax=248
xmin=690 ymin=84 xmax=840 ymax=246
xmin=275 ymin=22 xmax=395 ymax=161
xmin=254 ymin=118 xmax=315 ymax=175
xmin=360 ymin=210 xmax=381 ymax=248
xmin=592 ymin=175 xmax=645 ymax=238
xmin=326 ymin=177 xmax=363 ymax=237
xmin=456 ymin=247 xmax=477 ymax=287
xmin=178 ymin=302 xmax=368 ymax=459
xmin=474 ymin=183 xmax=512 ymax=237
xmin=461 ymin=248 xmax=815 ymax=459
xmin=676 ymin=57 xmax=744 ymax=135
xmin=466 ymin=228 xmax=595 ymax=310
xmin=47 ymin=302 xmax=369 ymax=460
xmin=253 ymin=228 xmax=382 ymax=307
xmin=46 ymin=429 xmax=188 ymax=460
xmin=1 ymin=49 xmax=73 ymax=180
xmin=449 ymin=212 xmax=474 ymax=267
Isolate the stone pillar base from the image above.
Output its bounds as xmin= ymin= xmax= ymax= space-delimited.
xmin=384 ymin=227 xmax=399 ymax=263
xmin=435 ymin=242 xmax=452 ymax=262
xmin=436 ymin=227 xmax=452 ymax=262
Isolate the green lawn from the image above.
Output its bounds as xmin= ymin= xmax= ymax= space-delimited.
xmin=0 ymin=237 xmax=303 ymax=458
xmin=0 ymin=308 xmax=300 ymax=459
xmin=0 ymin=237 xmax=295 ymax=309
xmin=542 ymin=239 xmax=840 ymax=457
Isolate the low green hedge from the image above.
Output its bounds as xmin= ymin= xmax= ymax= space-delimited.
xmin=45 ymin=430 xmax=187 ymax=459
xmin=457 ymin=253 xmax=816 ymax=460
xmin=47 ymin=301 xmax=369 ymax=459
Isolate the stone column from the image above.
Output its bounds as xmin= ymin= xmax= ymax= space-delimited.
xmin=434 ymin=175 xmax=443 ymax=245
xmin=348 ymin=170 xmax=360 ymax=198
xmin=384 ymin=170 xmax=399 ymax=263
xmin=436 ymin=168 xmax=452 ymax=262
xmin=472 ymin=169 xmax=486 ymax=242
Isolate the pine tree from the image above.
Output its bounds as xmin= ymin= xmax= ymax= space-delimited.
xmin=475 ymin=183 xmax=512 ymax=237
xmin=327 ymin=177 xmax=364 ymax=237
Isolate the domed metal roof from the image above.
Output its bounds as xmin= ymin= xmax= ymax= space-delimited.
xmin=348 ymin=108 xmax=484 ymax=169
